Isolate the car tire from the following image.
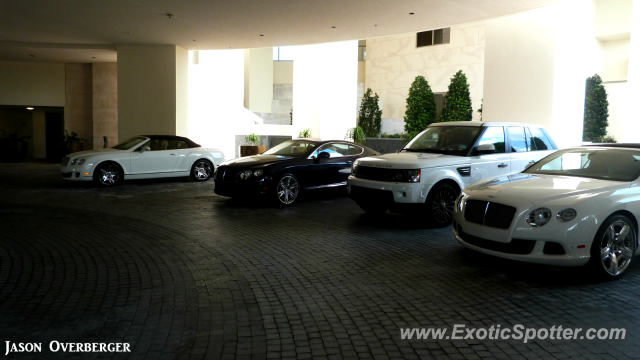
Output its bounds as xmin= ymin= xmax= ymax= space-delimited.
xmin=94 ymin=162 xmax=122 ymax=187
xmin=589 ymin=214 xmax=637 ymax=280
xmin=357 ymin=201 xmax=388 ymax=214
xmin=191 ymin=159 xmax=213 ymax=182
xmin=275 ymin=173 xmax=300 ymax=206
xmin=425 ymin=183 xmax=459 ymax=227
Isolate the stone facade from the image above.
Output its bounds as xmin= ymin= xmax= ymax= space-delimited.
xmin=65 ymin=64 xmax=93 ymax=149
xmin=92 ymin=63 xmax=118 ymax=149
xmin=254 ymin=84 xmax=292 ymax=125
xmin=365 ymin=20 xmax=485 ymax=133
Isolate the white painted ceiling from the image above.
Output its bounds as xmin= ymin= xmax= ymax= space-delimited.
xmin=0 ymin=0 xmax=564 ymax=63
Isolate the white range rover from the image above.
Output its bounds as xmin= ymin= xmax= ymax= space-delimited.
xmin=347 ymin=121 xmax=558 ymax=226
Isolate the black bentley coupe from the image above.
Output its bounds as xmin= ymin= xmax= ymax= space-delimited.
xmin=214 ymin=139 xmax=379 ymax=205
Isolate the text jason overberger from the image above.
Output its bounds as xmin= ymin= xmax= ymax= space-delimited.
xmin=5 ymin=341 xmax=131 ymax=355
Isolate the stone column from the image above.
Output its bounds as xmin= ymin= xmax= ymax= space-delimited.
xmin=92 ymin=63 xmax=118 ymax=149
xmin=117 ymin=45 xmax=188 ymax=141
xmin=65 ymin=64 xmax=93 ymax=149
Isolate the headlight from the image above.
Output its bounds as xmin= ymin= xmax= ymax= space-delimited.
xmin=392 ymin=169 xmax=421 ymax=183
xmin=239 ymin=170 xmax=253 ymax=180
xmin=556 ymin=208 xmax=577 ymax=223
xmin=253 ymin=169 xmax=264 ymax=177
xmin=77 ymin=159 xmax=85 ymax=165
xmin=526 ymin=208 xmax=552 ymax=227
xmin=456 ymin=192 xmax=467 ymax=212
xmin=70 ymin=159 xmax=77 ymax=165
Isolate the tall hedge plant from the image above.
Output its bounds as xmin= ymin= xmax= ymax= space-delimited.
xmin=439 ymin=70 xmax=473 ymax=122
xmin=404 ymin=76 xmax=436 ymax=137
xmin=583 ymin=74 xmax=611 ymax=143
xmin=358 ymin=88 xmax=382 ymax=137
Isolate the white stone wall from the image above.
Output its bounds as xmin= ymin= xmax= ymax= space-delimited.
xmin=365 ymin=21 xmax=485 ymax=133
xmin=254 ymin=84 xmax=292 ymax=125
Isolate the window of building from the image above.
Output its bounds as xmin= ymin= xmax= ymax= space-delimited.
xmin=273 ymin=46 xmax=295 ymax=61
xmin=358 ymin=46 xmax=366 ymax=61
xmin=417 ymin=28 xmax=451 ymax=48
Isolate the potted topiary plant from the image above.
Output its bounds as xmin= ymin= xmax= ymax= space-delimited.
xmin=240 ymin=133 xmax=266 ymax=157
xmin=61 ymin=130 xmax=86 ymax=156
xmin=0 ymin=129 xmax=30 ymax=163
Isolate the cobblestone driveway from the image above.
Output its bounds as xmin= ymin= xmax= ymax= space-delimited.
xmin=1 ymin=164 xmax=640 ymax=359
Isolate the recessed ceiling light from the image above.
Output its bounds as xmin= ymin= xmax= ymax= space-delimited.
xmin=26 ymin=107 xmax=34 ymax=110
xmin=409 ymin=12 xmax=414 ymax=15
xmin=29 ymin=55 xmax=34 ymax=57
xmin=167 ymin=13 xmax=173 ymax=20
xmin=331 ymin=26 xmax=336 ymax=28
xmin=260 ymin=34 xmax=264 ymax=36
xmin=92 ymin=57 xmax=96 ymax=59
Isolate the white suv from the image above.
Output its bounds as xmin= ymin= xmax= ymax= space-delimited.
xmin=347 ymin=121 xmax=558 ymax=226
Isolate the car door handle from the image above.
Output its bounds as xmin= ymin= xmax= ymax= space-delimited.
xmin=498 ymin=163 xmax=508 ymax=168
xmin=170 ymin=153 xmax=176 ymax=156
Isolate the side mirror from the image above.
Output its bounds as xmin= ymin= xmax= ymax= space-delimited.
xmin=476 ymin=143 xmax=496 ymax=155
xmin=318 ymin=152 xmax=330 ymax=159
xmin=524 ymin=162 xmax=535 ymax=170
xmin=140 ymin=146 xmax=151 ymax=153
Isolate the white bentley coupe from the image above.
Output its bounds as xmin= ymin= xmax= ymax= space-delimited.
xmin=452 ymin=145 xmax=640 ymax=279
xmin=60 ymin=135 xmax=225 ymax=186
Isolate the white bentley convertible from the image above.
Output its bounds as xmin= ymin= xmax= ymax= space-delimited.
xmin=60 ymin=135 xmax=225 ymax=186
xmin=452 ymin=145 xmax=640 ymax=279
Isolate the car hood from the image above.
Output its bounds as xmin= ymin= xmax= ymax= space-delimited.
xmin=222 ymin=155 xmax=294 ymax=168
xmin=356 ymin=152 xmax=468 ymax=169
xmin=465 ymin=173 xmax=627 ymax=205
xmin=66 ymin=148 xmax=124 ymax=158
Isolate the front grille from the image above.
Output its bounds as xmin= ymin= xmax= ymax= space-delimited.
xmin=61 ymin=172 xmax=72 ymax=178
xmin=215 ymin=166 xmax=239 ymax=182
xmin=61 ymin=157 xmax=70 ymax=166
xmin=543 ymin=242 xmax=566 ymax=255
xmin=464 ymin=200 xmax=516 ymax=229
xmin=355 ymin=166 xmax=398 ymax=182
xmin=458 ymin=228 xmax=536 ymax=255
xmin=349 ymin=185 xmax=394 ymax=203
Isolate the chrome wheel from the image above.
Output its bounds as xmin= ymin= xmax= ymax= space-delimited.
xmin=600 ymin=220 xmax=635 ymax=276
xmin=277 ymin=175 xmax=299 ymax=205
xmin=432 ymin=188 xmax=456 ymax=224
xmin=193 ymin=161 xmax=212 ymax=180
xmin=99 ymin=164 xmax=120 ymax=186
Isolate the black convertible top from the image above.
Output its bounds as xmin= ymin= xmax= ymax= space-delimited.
xmin=588 ymin=143 xmax=640 ymax=150
xmin=141 ymin=135 xmax=201 ymax=148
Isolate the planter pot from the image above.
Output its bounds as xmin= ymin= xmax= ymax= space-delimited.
xmin=240 ymin=145 xmax=266 ymax=157
xmin=61 ymin=142 xmax=84 ymax=156
xmin=0 ymin=140 xmax=28 ymax=163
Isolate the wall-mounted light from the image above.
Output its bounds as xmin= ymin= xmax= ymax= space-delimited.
xmin=26 ymin=107 xmax=34 ymax=110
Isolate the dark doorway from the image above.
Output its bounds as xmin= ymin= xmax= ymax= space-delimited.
xmin=45 ymin=112 xmax=64 ymax=162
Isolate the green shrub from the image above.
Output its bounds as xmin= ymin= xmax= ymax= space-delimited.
xmin=298 ymin=128 xmax=311 ymax=139
xmin=245 ymin=133 xmax=260 ymax=146
xmin=439 ymin=70 xmax=473 ymax=122
xmin=358 ymin=88 xmax=382 ymax=137
xmin=404 ymin=76 xmax=436 ymax=138
xmin=583 ymin=74 xmax=610 ymax=142
xmin=345 ymin=127 xmax=366 ymax=144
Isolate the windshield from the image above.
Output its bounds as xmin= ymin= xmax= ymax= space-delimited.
xmin=112 ymin=137 xmax=148 ymax=150
xmin=261 ymin=140 xmax=318 ymax=157
xmin=523 ymin=148 xmax=640 ymax=181
xmin=404 ymin=126 xmax=481 ymax=156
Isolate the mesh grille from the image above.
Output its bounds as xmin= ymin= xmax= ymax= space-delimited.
xmin=464 ymin=200 xmax=487 ymax=225
xmin=464 ymin=200 xmax=516 ymax=230
xmin=349 ymin=185 xmax=394 ymax=203
xmin=355 ymin=167 xmax=398 ymax=182
xmin=484 ymin=203 xmax=517 ymax=229
xmin=543 ymin=242 xmax=566 ymax=255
